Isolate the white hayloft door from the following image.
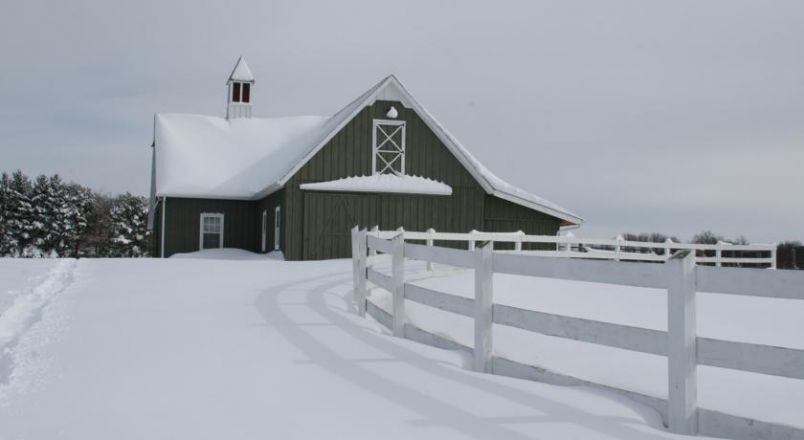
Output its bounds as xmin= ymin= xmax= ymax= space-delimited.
xmin=372 ymin=119 xmax=406 ymax=175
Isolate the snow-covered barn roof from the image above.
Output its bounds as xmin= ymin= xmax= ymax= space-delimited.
xmin=154 ymin=114 xmax=329 ymax=199
xmin=153 ymin=75 xmax=583 ymax=226
xmin=227 ymin=56 xmax=254 ymax=83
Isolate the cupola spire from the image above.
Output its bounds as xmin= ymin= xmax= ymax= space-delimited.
xmin=226 ymin=56 xmax=255 ymax=119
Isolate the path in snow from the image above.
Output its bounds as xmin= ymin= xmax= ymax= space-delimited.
xmin=0 ymin=259 xmax=76 ymax=401
xmin=0 ymin=256 xmax=716 ymax=439
xmin=0 ymin=259 xmax=60 ymax=317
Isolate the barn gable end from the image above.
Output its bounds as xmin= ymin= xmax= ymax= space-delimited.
xmin=277 ymin=98 xmax=560 ymax=260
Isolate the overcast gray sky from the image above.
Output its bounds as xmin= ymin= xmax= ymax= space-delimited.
xmin=1 ymin=0 xmax=802 ymax=242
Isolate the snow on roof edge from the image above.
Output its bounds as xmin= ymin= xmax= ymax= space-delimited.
xmin=228 ymin=56 xmax=255 ymax=83
xmin=299 ymin=174 xmax=453 ymax=196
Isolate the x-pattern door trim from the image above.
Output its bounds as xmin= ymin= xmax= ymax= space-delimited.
xmin=372 ymin=119 xmax=406 ymax=175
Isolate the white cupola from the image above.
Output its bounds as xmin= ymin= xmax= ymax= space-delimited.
xmin=226 ymin=56 xmax=255 ymax=119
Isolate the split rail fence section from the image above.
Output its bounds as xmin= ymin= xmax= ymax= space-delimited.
xmin=351 ymin=227 xmax=804 ymax=439
xmin=363 ymin=228 xmax=777 ymax=267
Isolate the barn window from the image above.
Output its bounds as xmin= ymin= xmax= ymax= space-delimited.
xmin=232 ymin=83 xmax=241 ymax=103
xmin=199 ymin=213 xmax=224 ymax=250
xmin=242 ymin=83 xmax=250 ymax=103
xmin=372 ymin=119 xmax=406 ymax=175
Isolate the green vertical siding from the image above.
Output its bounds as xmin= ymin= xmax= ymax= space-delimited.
xmin=255 ymin=189 xmax=284 ymax=253
xmin=162 ymin=197 xmax=257 ymax=257
xmin=279 ymin=99 xmax=563 ymax=260
xmin=151 ymin=198 xmax=162 ymax=257
xmin=284 ymin=99 xmax=489 ymax=260
xmin=483 ymin=195 xmax=561 ymax=250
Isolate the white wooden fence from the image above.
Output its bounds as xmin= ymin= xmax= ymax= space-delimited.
xmin=364 ymin=227 xmax=777 ymax=268
xmin=351 ymin=227 xmax=804 ymax=439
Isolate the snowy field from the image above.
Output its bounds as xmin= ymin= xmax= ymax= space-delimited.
xmin=0 ymin=251 xmax=725 ymax=440
xmin=369 ymin=259 xmax=804 ymax=431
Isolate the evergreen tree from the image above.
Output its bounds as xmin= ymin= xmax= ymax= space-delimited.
xmin=62 ymin=184 xmax=94 ymax=256
xmin=0 ymin=173 xmax=10 ymax=256
xmin=83 ymin=193 xmax=114 ymax=257
xmin=30 ymin=174 xmax=59 ymax=256
xmin=0 ymin=169 xmax=154 ymax=258
xmin=109 ymin=193 xmax=150 ymax=257
xmin=6 ymin=171 xmax=34 ymax=256
xmin=29 ymin=174 xmax=80 ymax=256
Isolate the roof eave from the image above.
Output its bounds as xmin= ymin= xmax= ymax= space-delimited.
xmin=155 ymin=192 xmax=256 ymax=201
xmin=251 ymin=182 xmax=283 ymax=201
xmin=492 ymin=189 xmax=583 ymax=226
xmin=275 ymin=76 xmax=395 ymax=187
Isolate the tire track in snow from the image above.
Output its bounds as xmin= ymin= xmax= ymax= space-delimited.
xmin=0 ymin=259 xmax=77 ymax=400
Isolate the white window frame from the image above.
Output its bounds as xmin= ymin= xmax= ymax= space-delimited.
xmin=274 ymin=206 xmax=281 ymax=251
xmin=199 ymin=213 xmax=224 ymax=250
xmin=261 ymin=210 xmax=268 ymax=252
xmin=372 ymin=119 xmax=406 ymax=175
xmin=231 ymin=82 xmax=241 ymax=103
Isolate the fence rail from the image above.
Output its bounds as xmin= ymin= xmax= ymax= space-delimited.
xmin=351 ymin=227 xmax=804 ymax=439
xmin=365 ymin=227 xmax=777 ymax=268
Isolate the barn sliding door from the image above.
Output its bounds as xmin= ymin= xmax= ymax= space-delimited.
xmin=302 ymin=193 xmax=379 ymax=260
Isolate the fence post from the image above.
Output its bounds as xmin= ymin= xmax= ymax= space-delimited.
xmin=665 ymin=238 xmax=674 ymax=261
xmin=615 ymin=235 xmax=624 ymax=261
xmin=716 ymin=241 xmax=724 ymax=267
xmin=515 ymin=230 xmax=524 ymax=252
xmin=391 ymin=232 xmax=406 ymax=337
xmin=469 ymin=229 xmax=477 ymax=251
xmin=351 ymin=226 xmax=360 ymax=312
xmin=426 ymin=228 xmax=435 ymax=271
xmin=667 ymin=250 xmax=698 ymax=435
xmin=474 ymin=240 xmax=494 ymax=373
xmin=565 ymin=231 xmax=574 ymax=254
xmin=356 ymin=229 xmax=368 ymax=316
xmin=771 ymin=245 xmax=778 ymax=269
xmin=369 ymin=225 xmax=379 ymax=256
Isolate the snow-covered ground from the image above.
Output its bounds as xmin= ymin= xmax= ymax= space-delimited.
xmin=369 ymin=259 xmax=804 ymax=431
xmin=0 ymin=259 xmax=70 ymax=394
xmin=0 ymin=253 xmax=721 ymax=439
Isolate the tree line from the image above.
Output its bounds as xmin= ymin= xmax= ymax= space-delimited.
xmin=0 ymin=170 xmax=150 ymax=257
xmin=618 ymin=230 xmax=802 ymax=270
xmin=1 ymin=168 xmax=801 ymax=268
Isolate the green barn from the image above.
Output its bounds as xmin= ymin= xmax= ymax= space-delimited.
xmin=148 ymin=57 xmax=582 ymax=260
